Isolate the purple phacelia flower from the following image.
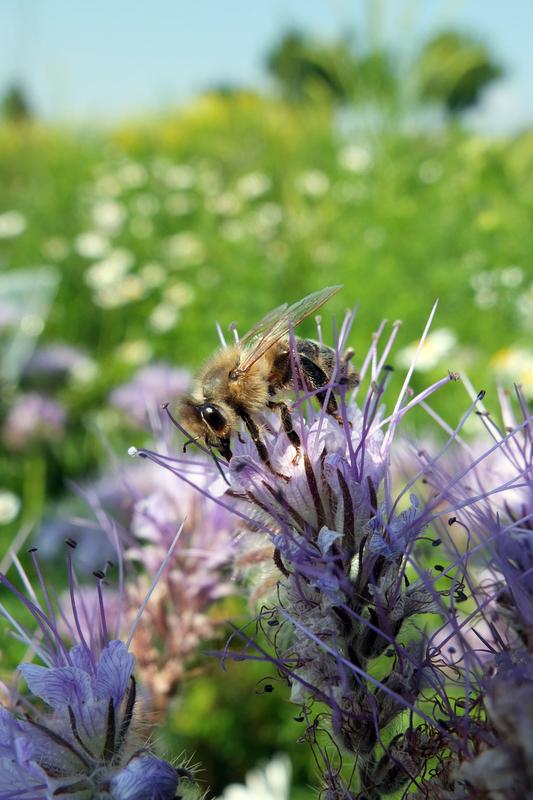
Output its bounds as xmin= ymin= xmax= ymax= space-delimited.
xmin=0 ymin=542 xmax=183 ymax=800
xmin=2 ymin=392 xmax=66 ymax=452
xmin=109 ymin=363 xmax=191 ymax=429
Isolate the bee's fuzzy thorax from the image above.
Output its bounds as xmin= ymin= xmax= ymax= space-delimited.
xmin=197 ymin=343 xmax=274 ymax=414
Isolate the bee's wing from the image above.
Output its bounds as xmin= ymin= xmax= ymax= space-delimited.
xmin=238 ymin=285 xmax=342 ymax=373
xmin=239 ymin=302 xmax=289 ymax=345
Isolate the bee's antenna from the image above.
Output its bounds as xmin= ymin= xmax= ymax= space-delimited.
xmin=182 ymin=436 xmax=201 ymax=453
xmin=229 ymin=321 xmax=240 ymax=344
xmin=161 ymin=403 xmax=211 ymax=457
xmin=206 ymin=445 xmax=231 ymax=487
xmin=215 ymin=321 xmax=227 ymax=347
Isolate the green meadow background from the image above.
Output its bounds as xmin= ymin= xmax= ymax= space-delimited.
xmin=1 ymin=17 xmax=533 ymax=799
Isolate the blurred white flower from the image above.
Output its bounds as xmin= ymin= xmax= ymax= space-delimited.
xmin=217 ymin=755 xmax=291 ymax=800
xmin=75 ymin=231 xmax=110 ymax=259
xmin=296 ymin=169 xmax=330 ymax=197
xmin=491 ymin=347 xmax=533 ymax=396
xmin=247 ymin=203 xmax=283 ymax=239
xmin=338 ymin=144 xmax=372 ymax=173
xmin=164 ymin=282 xmax=195 ymax=308
xmin=500 ymin=266 xmax=524 ymax=288
xmin=115 ymin=339 xmax=153 ymax=365
xmin=149 ymin=303 xmax=180 ymax=333
xmin=207 ymin=192 xmax=242 ymax=216
xmin=0 ymin=210 xmax=27 ymax=238
xmin=93 ymin=276 xmax=144 ymax=308
xmin=165 ymin=193 xmax=195 ymax=216
xmin=396 ymin=328 xmax=458 ymax=372
xmin=197 ymin=167 xmax=222 ymax=196
xmin=91 ymin=199 xmax=126 ymax=234
xmin=164 ymin=164 xmax=196 ymax=190
xmin=418 ymin=159 xmax=443 ymax=184
xmin=85 ymin=248 xmax=134 ymax=290
xmin=474 ymin=287 xmax=498 ymax=309
xmin=256 ymin=203 xmax=283 ymax=228
xmin=20 ymin=314 xmax=44 ymax=336
xmin=0 ymin=490 xmax=20 ymax=525
xmin=94 ymin=173 xmax=122 ymax=197
xmin=114 ymin=275 xmax=145 ymax=303
xmin=516 ymin=284 xmax=533 ymax=330
xmin=166 ymin=232 xmax=205 ymax=265
xmin=42 ymin=236 xmax=70 ymax=261
xmin=131 ymin=193 xmax=160 ymax=217
xmin=117 ymin=161 xmax=147 ymax=189
xmin=140 ymin=262 xmax=167 ymax=289
xmin=470 ymin=271 xmax=496 ymax=292
xmin=236 ymin=171 xmax=272 ymax=199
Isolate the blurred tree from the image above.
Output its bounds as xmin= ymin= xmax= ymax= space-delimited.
xmin=266 ymin=29 xmax=353 ymax=103
xmin=416 ymin=31 xmax=503 ymax=115
xmin=1 ymin=83 xmax=33 ymax=123
xmin=265 ymin=29 xmax=397 ymax=106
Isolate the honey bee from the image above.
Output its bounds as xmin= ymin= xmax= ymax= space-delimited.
xmin=178 ymin=286 xmax=358 ymax=473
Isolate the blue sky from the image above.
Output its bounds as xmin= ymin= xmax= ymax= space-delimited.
xmin=0 ymin=0 xmax=531 ymax=132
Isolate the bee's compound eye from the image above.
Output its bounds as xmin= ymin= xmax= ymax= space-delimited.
xmin=202 ymin=404 xmax=226 ymax=433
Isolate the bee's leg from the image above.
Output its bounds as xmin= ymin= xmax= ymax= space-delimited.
xmin=299 ymin=355 xmax=345 ymax=425
xmin=238 ymin=409 xmax=289 ymax=480
xmin=267 ymin=401 xmax=301 ymax=451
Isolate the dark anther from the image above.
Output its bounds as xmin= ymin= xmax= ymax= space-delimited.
xmin=65 ymin=538 xmax=78 ymax=549
xmin=477 ymin=390 xmax=486 ymax=400
xmin=263 ymin=684 xmax=274 ymax=693
xmin=115 ymin=676 xmax=136 ymax=756
xmin=367 ymin=476 xmax=378 ymax=512
xmin=273 ymin=547 xmax=290 ymax=577
xmin=434 ymin=565 xmax=444 ymax=572
xmin=176 ymin=767 xmax=193 ymax=779
xmin=448 ymin=517 xmax=456 ymax=526
xmin=455 ymin=591 xmax=468 ymax=603
xmin=432 ymin=539 xmax=442 ymax=547
xmin=102 ymin=698 xmax=116 ymax=763
xmin=27 ymin=547 xmax=38 ymax=553
xmin=93 ymin=570 xmax=105 ymax=580
xmin=161 ymin=402 xmax=169 ymax=410
xmin=267 ymin=619 xmax=279 ymax=627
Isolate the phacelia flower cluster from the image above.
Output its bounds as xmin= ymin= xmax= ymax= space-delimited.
xmin=0 ymin=542 xmax=187 ymax=800
xmin=134 ymin=308 xmax=533 ymax=799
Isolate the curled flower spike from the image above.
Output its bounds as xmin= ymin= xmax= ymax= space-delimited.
xmin=0 ymin=540 xmax=183 ymax=800
xmin=139 ymin=307 xmax=500 ymax=796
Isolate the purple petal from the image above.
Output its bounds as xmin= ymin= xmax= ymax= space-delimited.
xmin=110 ymin=755 xmax=178 ymax=800
xmin=19 ymin=663 xmax=93 ymax=709
xmin=95 ymin=641 xmax=135 ymax=707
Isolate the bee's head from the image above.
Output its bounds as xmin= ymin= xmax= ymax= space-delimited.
xmin=178 ymin=397 xmax=234 ymax=460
